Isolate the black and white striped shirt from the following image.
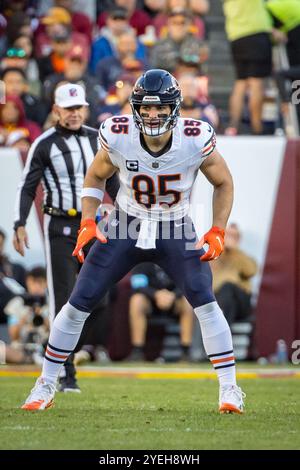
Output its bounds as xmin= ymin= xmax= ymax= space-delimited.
xmin=14 ymin=123 xmax=119 ymax=229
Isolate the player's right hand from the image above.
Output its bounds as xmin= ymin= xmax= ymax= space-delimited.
xmin=72 ymin=218 xmax=107 ymax=263
xmin=13 ymin=226 xmax=29 ymax=257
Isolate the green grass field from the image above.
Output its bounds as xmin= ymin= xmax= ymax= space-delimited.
xmin=1 ymin=374 xmax=300 ymax=450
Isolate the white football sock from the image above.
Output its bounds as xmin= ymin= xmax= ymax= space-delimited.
xmin=194 ymin=301 xmax=236 ymax=387
xmin=42 ymin=302 xmax=90 ymax=384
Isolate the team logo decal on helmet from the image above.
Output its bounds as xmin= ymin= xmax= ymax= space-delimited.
xmin=129 ymin=69 xmax=182 ymax=137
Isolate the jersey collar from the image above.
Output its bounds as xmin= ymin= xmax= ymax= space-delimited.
xmin=139 ymin=132 xmax=173 ymax=158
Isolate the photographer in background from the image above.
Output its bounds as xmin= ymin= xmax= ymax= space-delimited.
xmin=5 ymin=267 xmax=49 ymax=364
xmin=0 ymin=228 xmax=26 ymax=343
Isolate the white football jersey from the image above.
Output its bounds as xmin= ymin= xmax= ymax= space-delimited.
xmin=99 ymin=115 xmax=216 ymax=221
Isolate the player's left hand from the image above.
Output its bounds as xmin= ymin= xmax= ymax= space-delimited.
xmin=72 ymin=218 xmax=107 ymax=263
xmin=196 ymin=226 xmax=225 ymax=261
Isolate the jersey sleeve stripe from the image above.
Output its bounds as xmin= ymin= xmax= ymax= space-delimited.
xmin=99 ymin=129 xmax=108 ymax=143
xmin=99 ymin=136 xmax=109 ymax=151
xmin=202 ymin=134 xmax=216 ymax=157
xmin=202 ymin=147 xmax=215 ymax=158
xmin=203 ymin=132 xmax=216 ymax=149
xmin=202 ymin=142 xmax=214 ymax=156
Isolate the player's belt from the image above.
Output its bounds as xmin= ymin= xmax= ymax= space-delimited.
xmin=43 ymin=206 xmax=81 ymax=218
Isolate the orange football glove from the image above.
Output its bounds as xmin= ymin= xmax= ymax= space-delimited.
xmin=72 ymin=218 xmax=107 ymax=263
xmin=196 ymin=226 xmax=225 ymax=262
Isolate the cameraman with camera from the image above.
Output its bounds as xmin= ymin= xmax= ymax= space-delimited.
xmin=6 ymin=267 xmax=49 ymax=364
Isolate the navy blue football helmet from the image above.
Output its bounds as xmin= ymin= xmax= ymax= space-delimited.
xmin=130 ymin=69 xmax=182 ymax=136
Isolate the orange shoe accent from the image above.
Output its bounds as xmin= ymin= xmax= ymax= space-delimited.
xmin=219 ymin=402 xmax=243 ymax=414
xmin=21 ymin=399 xmax=54 ymax=411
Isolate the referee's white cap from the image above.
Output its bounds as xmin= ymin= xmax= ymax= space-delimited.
xmin=55 ymin=83 xmax=89 ymax=108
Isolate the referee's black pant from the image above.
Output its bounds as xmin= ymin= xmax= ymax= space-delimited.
xmin=43 ymin=214 xmax=109 ymax=371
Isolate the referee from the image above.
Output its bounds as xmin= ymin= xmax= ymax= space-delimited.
xmin=13 ymin=83 xmax=119 ymax=391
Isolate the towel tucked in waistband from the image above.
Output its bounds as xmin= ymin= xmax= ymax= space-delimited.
xmin=135 ymin=219 xmax=158 ymax=249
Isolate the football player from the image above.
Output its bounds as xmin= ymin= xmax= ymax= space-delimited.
xmin=22 ymin=69 xmax=245 ymax=414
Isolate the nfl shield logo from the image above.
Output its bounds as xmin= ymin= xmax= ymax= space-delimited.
xmin=69 ymin=88 xmax=78 ymax=97
xmin=152 ymin=162 xmax=159 ymax=169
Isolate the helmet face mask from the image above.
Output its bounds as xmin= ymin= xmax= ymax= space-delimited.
xmin=130 ymin=69 xmax=182 ymax=137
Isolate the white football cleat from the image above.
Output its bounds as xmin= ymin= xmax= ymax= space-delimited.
xmin=219 ymin=384 xmax=246 ymax=414
xmin=21 ymin=377 xmax=56 ymax=411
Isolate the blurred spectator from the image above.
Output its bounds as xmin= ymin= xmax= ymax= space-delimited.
xmin=150 ymin=8 xmax=206 ymax=72
xmin=53 ymin=0 xmax=93 ymax=44
xmin=180 ymin=97 xmax=219 ymax=129
xmin=175 ymin=52 xmax=204 ymax=78
xmin=223 ymin=0 xmax=273 ymax=135
xmin=210 ymin=223 xmax=257 ymax=326
xmin=35 ymin=6 xmax=89 ymax=59
xmin=139 ymin=1 xmax=165 ymax=46
xmin=142 ymin=0 xmax=166 ymax=19
xmin=0 ymin=228 xmax=26 ymax=343
xmin=266 ymin=0 xmax=300 ymax=67
xmin=37 ymin=24 xmax=73 ymax=81
xmin=153 ymin=0 xmax=207 ymax=40
xmin=97 ymin=0 xmax=115 ymax=15
xmin=0 ymin=95 xmax=41 ymax=145
xmin=97 ymin=72 xmax=135 ymax=123
xmin=13 ymin=34 xmax=35 ymax=61
xmin=90 ymin=7 xmax=132 ymax=73
xmin=189 ymin=0 xmax=209 ymax=38
xmin=98 ymin=0 xmax=152 ymax=36
xmin=13 ymin=34 xmax=41 ymax=96
xmin=72 ymin=0 xmax=96 ymax=23
xmin=35 ymin=6 xmax=71 ymax=57
xmin=127 ymin=263 xmax=194 ymax=362
xmin=1 ymin=44 xmax=41 ymax=96
xmin=6 ymin=129 xmax=31 ymax=152
xmin=178 ymin=73 xmax=219 ymax=128
xmin=1 ymin=0 xmax=32 ymax=19
xmin=35 ymin=0 xmax=95 ymax=21
xmin=1 ymin=47 xmax=29 ymax=72
xmin=0 ymin=275 xmax=48 ymax=365
xmin=1 ymin=67 xmax=47 ymax=127
xmin=7 ymin=267 xmax=48 ymax=341
xmin=3 ymin=11 xmax=33 ymax=47
xmin=42 ymin=43 xmax=102 ymax=127
xmin=96 ymin=30 xmax=147 ymax=91
xmin=189 ymin=0 xmax=209 ymax=17
xmin=0 ymin=274 xmax=24 ymax=339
